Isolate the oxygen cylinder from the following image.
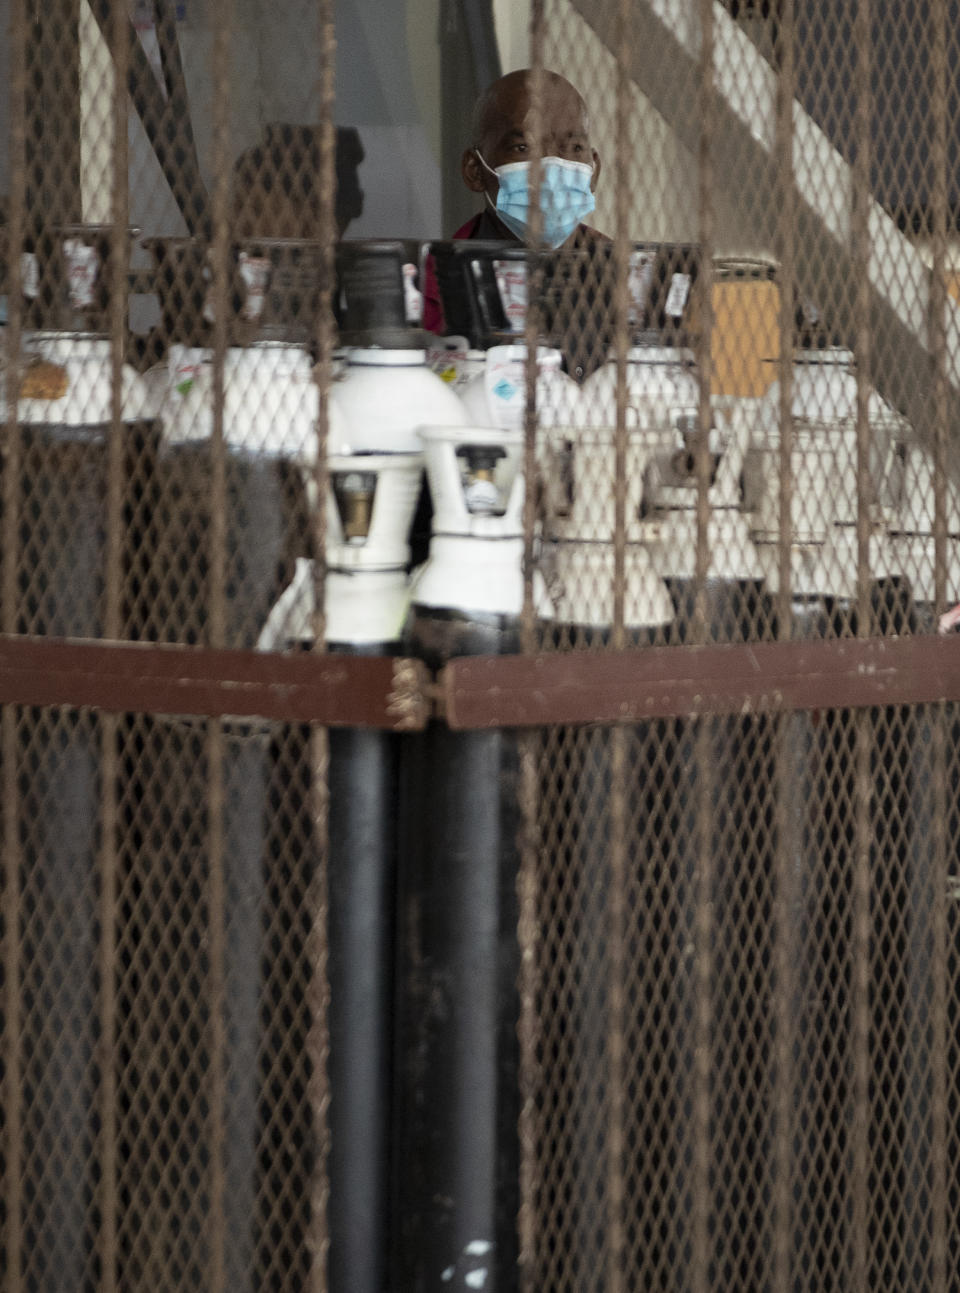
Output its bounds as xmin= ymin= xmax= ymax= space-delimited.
xmin=883 ymin=411 xmax=960 ymax=615
xmin=745 ymin=344 xmax=905 ymax=626
xmin=394 ymin=421 xmax=551 ymax=1293
xmin=261 ymin=240 xmax=467 ymax=1293
xmin=257 ymin=449 xmax=425 ymax=1293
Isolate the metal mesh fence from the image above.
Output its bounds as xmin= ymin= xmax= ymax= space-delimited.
xmin=2 ymin=0 xmax=960 ymax=1290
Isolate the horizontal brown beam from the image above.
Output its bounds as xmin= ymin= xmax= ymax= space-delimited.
xmin=3 ymin=632 xmax=960 ymax=732
xmin=0 ymin=636 xmax=430 ymax=730
xmin=440 ymin=635 xmax=960 ymax=729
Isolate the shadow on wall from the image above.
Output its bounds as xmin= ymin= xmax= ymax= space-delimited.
xmin=232 ymin=122 xmax=366 ymax=239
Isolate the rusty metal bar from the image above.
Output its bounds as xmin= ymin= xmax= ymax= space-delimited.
xmin=772 ymin=5 xmax=798 ymax=1285
xmin=772 ymin=708 xmax=797 ymax=1292
xmin=205 ymin=0 xmax=235 ymax=1284
xmin=775 ymin=0 xmax=796 ymax=638
xmin=693 ymin=4 xmax=716 ymax=647
xmin=851 ymin=714 xmax=872 ymax=1293
xmin=692 ymin=696 xmax=715 ymax=1293
xmin=602 ymin=0 xmax=634 ymax=1284
xmin=305 ymin=2 xmax=338 ymax=1286
xmin=517 ymin=6 xmax=546 ymax=1289
xmin=853 ymin=18 xmax=874 ymax=1244
xmin=521 ymin=4 xmax=546 ymax=656
xmin=209 ymin=1 xmax=230 ymax=659
xmin=0 ymin=545 xmax=22 ymax=1293
xmin=597 ymin=0 xmax=637 ymax=1281
xmin=95 ymin=0 xmax=131 ymax=1284
xmin=441 ymin=633 xmax=960 ymax=727
xmin=928 ymin=6 xmax=950 ymax=1291
xmin=515 ymin=728 xmax=541 ymax=1293
xmin=205 ymin=714 xmax=228 ymax=1291
xmin=4 ymin=0 xmax=26 ymax=639
xmin=692 ymin=6 xmax=716 ymax=1293
xmin=853 ymin=7 xmax=872 ymax=638
xmin=2 ymin=0 xmax=28 ymax=1285
xmin=5 ymin=632 xmax=960 ymax=729
xmin=0 ymin=638 xmax=429 ymax=727
xmin=931 ymin=16 xmax=949 ymax=623
xmin=106 ymin=1 xmax=128 ymax=645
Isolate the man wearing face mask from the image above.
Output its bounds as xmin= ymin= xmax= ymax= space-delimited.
xmin=423 ymin=68 xmax=614 ymax=380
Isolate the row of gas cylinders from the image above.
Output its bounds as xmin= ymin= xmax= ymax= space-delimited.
xmin=7 ymin=320 xmax=954 ymax=645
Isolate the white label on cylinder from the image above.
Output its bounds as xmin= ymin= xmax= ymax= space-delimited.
xmin=665 ymin=271 xmax=691 ymax=319
xmin=403 ymin=263 xmax=423 ymax=324
xmin=484 ymin=352 xmax=525 ymax=429
xmin=20 ymin=252 xmax=39 ymax=299
xmin=64 ymin=239 xmax=99 ymax=309
xmin=493 ymin=260 xmax=528 ymax=331
xmin=202 ymin=256 xmax=216 ymax=323
xmin=627 ymin=250 xmax=655 ymax=326
xmin=240 ymin=253 xmax=272 ymax=321
xmin=427 ymin=337 xmax=468 ymax=384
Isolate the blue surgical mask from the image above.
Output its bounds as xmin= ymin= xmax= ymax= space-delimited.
xmin=476 ymin=152 xmax=596 ymax=249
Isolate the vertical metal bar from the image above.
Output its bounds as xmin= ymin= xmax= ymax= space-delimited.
xmin=517 ymin=7 xmax=545 ymax=1288
xmin=775 ymin=0 xmax=796 ymax=640
xmin=205 ymin=728 xmax=227 ymax=1293
xmin=96 ymin=0 xmax=130 ymax=1285
xmin=930 ymin=0 xmax=949 ymax=624
xmin=853 ymin=0 xmax=873 ymax=635
xmin=603 ymin=0 xmax=634 ymax=1286
xmin=692 ymin=5 xmax=715 ymax=1293
xmin=2 ymin=1 xmax=27 ymax=1287
xmin=772 ymin=705 xmax=799 ymax=1292
xmin=307 ymin=2 xmax=337 ymax=1287
xmin=515 ymin=725 xmax=540 ymax=1293
xmin=850 ymin=5 xmax=873 ymax=1288
xmin=693 ymin=0 xmax=715 ymax=647
xmin=105 ymin=0 xmax=127 ymax=643
xmin=209 ymin=0 xmax=231 ymax=658
xmin=772 ymin=6 xmax=797 ymax=1289
xmin=927 ymin=3 xmax=949 ymax=1290
xmin=521 ymin=1 xmax=545 ymax=657
xmin=606 ymin=717 xmax=628 ymax=1291
xmin=206 ymin=0 xmax=233 ymax=1286
xmin=611 ymin=0 xmax=630 ymax=656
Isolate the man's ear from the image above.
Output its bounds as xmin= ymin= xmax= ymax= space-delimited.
xmin=462 ymin=148 xmax=488 ymax=194
xmin=590 ymin=149 xmax=601 ymax=193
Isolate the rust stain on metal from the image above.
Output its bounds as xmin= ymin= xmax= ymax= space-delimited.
xmin=440 ymin=635 xmax=960 ymax=729
xmin=386 ymin=658 xmax=432 ymax=731
xmin=0 ymin=636 xmax=427 ymax=728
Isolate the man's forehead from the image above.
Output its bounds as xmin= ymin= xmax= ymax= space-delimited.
xmin=481 ymin=74 xmax=589 ymax=141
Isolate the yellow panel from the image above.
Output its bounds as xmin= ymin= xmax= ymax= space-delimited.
xmin=711 ymin=272 xmax=781 ymax=398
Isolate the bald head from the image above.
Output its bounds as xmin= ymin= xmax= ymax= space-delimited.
xmin=470 ymin=69 xmax=590 ymax=150
xmin=461 ymin=68 xmax=601 ymax=216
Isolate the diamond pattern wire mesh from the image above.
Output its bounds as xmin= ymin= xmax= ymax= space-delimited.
xmin=526 ymin=1 xmax=960 ymax=1291
xmin=3 ymin=0 xmax=960 ymax=1291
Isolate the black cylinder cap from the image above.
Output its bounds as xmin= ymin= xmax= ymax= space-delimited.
xmin=428 ymin=240 xmax=531 ymax=349
xmin=336 ymin=239 xmax=428 ymax=348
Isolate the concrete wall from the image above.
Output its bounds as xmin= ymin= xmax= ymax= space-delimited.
xmin=74 ymin=0 xmax=444 ymax=241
